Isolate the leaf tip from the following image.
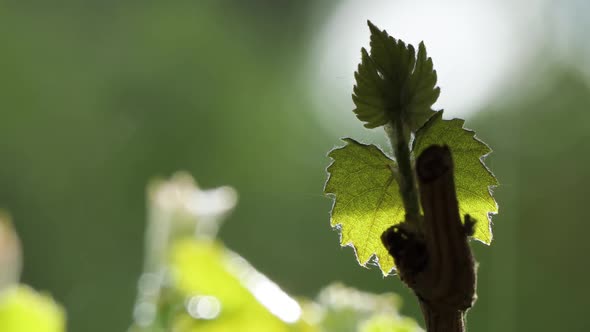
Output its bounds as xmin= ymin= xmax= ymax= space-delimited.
xmin=367 ymin=20 xmax=377 ymax=31
xmin=360 ymin=47 xmax=369 ymax=59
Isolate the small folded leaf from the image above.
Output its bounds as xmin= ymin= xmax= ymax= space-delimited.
xmin=404 ymin=42 xmax=440 ymax=131
xmin=325 ymin=138 xmax=404 ymax=274
xmin=353 ymin=21 xmax=439 ymax=130
xmin=413 ymin=112 xmax=498 ymax=243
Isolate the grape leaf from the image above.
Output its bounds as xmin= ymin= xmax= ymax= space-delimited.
xmin=413 ymin=111 xmax=498 ymax=243
xmin=324 ymin=138 xmax=403 ymax=274
xmin=352 ymin=21 xmax=440 ymax=130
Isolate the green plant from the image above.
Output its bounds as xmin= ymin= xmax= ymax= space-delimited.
xmin=0 ymin=20 xmax=499 ymax=332
xmin=1 ymin=173 xmax=421 ymax=332
xmin=126 ymin=173 xmax=422 ymax=332
xmin=324 ymin=21 xmax=498 ymax=331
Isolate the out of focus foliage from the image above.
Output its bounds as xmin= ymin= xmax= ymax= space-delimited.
xmin=360 ymin=315 xmax=420 ymax=332
xmin=0 ymin=215 xmax=65 ymax=332
xmin=153 ymin=239 xmax=421 ymax=332
xmin=1 ymin=171 xmax=420 ymax=332
xmin=315 ymin=284 xmax=420 ymax=332
xmin=127 ymin=173 xmax=420 ymax=332
xmin=161 ymin=239 xmax=309 ymax=332
xmin=0 ymin=2 xmax=334 ymax=331
xmin=0 ymin=286 xmax=65 ymax=332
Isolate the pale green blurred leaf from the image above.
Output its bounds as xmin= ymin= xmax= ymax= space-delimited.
xmin=0 ymin=285 xmax=65 ymax=332
xmin=413 ymin=111 xmax=498 ymax=243
xmin=165 ymin=239 xmax=315 ymax=332
xmin=324 ymin=138 xmax=400 ymax=274
xmin=314 ymin=283 xmax=420 ymax=332
xmin=359 ymin=314 xmax=421 ymax=332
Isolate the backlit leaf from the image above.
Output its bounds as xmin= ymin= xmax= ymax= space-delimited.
xmin=325 ymin=138 xmax=403 ymax=274
xmin=413 ymin=111 xmax=498 ymax=243
xmin=352 ymin=21 xmax=439 ymax=130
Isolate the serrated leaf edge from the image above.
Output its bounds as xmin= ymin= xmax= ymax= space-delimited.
xmin=413 ymin=111 xmax=499 ymax=244
xmin=324 ymin=138 xmax=399 ymax=274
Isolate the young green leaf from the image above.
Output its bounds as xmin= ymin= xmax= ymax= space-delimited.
xmin=325 ymin=138 xmax=403 ymax=274
xmin=413 ymin=112 xmax=498 ymax=243
xmin=353 ymin=21 xmax=440 ymax=130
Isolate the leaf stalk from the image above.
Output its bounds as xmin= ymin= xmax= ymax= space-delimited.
xmin=385 ymin=117 xmax=420 ymax=224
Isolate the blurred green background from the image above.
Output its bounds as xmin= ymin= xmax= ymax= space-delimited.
xmin=1 ymin=1 xmax=589 ymax=331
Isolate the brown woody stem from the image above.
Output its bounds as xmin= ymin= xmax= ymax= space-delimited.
xmin=420 ymin=300 xmax=465 ymax=332
xmin=382 ymin=145 xmax=476 ymax=332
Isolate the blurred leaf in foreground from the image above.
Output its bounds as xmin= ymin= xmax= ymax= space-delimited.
xmin=134 ymin=173 xmax=419 ymax=331
xmin=130 ymin=173 xmax=314 ymax=332
xmin=167 ymin=239 xmax=314 ymax=332
xmin=0 ymin=213 xmax=65 ymax=332
xmin=314 ymin=283 xmax=421 ymax=332
xmin=144 ymin=172 xmax=238 ymax=273
xmin=359 ymin=314 xmax=421 ymax=332
xmin=0 ymin=285 xmax=66 ymax=332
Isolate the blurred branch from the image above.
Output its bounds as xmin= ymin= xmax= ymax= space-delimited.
xmin=0 ymin=212 xmax=21 ymax=291
xmin=131 ymin=172 xmax=237 ymax=331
